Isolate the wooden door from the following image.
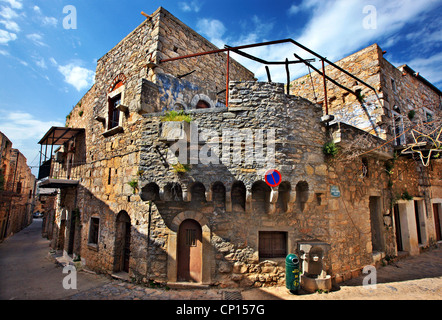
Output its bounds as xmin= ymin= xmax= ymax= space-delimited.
xmin=58 ymin=220 xmax=66 ymax=250
xmin=123 ymin=222 xmax=131 ymax=272
xmin=177 ymin=219 xmax=202 ymax=282
xmin=434 ymin=204 xmax=441 ymax=241
xmin=393 ymin=204 xmax=403 ymax=251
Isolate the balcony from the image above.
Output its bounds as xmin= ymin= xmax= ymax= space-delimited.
xmin=37 ymin=127 xmax=85 ymax=189
xmin=38 ymin=158 xmax=84 ymax=189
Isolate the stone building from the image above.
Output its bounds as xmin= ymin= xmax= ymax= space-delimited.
xmin=291 ymin=43 xmax=442 ymax=262
xmin=37 ymin=7 xmax=442 ymax=289
xmin=1 ymin=131 xmax=36 ymax=241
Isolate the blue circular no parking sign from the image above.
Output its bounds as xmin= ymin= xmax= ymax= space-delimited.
xmin=265 ymin=169 xmax=282 ymax=187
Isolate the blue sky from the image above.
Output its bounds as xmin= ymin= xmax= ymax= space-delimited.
xmin=0 ymin=0 xmax=441 ymax=175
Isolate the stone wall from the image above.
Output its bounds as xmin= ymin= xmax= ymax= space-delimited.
xmin=0 ymin=145 xmax=35 ymax=239
xmin=291 ymin=44 xmax=385 ymax=137
xmin=290 ymin=43 xmax=442 ymax=143
xmin=135 ymin=81 xmax=329 ymax=287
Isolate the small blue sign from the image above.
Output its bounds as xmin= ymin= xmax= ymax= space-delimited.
xmin=330 ymin=185 xmax=340 ymax=197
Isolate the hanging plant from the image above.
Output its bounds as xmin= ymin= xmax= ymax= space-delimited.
xmin=401 ymin=191 xmax=413 ymax=201
xmin=322 ymin=141 xmax=339 ymax=157
xmin=127 ymin=179 xmax=138 ymax=194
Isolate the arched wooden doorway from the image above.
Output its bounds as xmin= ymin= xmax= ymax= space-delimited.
xmin=177 ymin=219 xmax=202 ymax=282
xmin=114 ymin=211 xmax=131 ymax=273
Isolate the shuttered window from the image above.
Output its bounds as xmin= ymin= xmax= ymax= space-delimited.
xmin=259 ymin=231 xmax=287 ymax=258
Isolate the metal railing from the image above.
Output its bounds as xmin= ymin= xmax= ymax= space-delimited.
xmin=38 ymin=158 xmax=85 ymax=181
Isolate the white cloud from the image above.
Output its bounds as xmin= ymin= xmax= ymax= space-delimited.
xmin=35 ymin=57 xmax=46 ymax=69
xmin=0 ymin=19 xmax=19 ymax=32
xmin=179 ymin=1 xmax=202 ymax=13
xmin=196 ymin=18 xmax=226 ymax=48
xmin=49 ymin=57 xmax=57 ymax=66
xmin=0 ymin=29 xmax=16 ymax=44
xmin=33 ymin=5 xmax=41 ymax=13
xmin=0 ymin=0 xmax=22 ymax=10
xmin=0 ymin=6 xmax=18 ymax=20
xmin=26 ymin=33 xmax=47 ymax=46
xmin=0 ymin=109 xmax=64 ymax=168
xmin=42 ymin=16 xmax=57 ymax=27
xmin=57 ymin=63 xmax=95 ymax=91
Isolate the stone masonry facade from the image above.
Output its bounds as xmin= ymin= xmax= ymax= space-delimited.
xmin=1 ymin=131 xmax=36 ymax=241
xmin=39 ymin=7 xmax=442 ymax=289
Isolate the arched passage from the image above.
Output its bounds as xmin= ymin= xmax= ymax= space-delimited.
xmin=114 ymin=211 xmax=131 ymax=273
xmin=177 ymin=219 xmax=202 ymax=282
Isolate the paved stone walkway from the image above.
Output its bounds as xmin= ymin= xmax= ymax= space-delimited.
xmin=1 ymin=220 xmax=441 ymax=301
xmin=66 ymin=246 xmax=442 ymax=300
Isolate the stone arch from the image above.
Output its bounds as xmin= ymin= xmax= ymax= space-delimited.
xmin=113 ymin=210 xmax=131 ymax=273
xmin=277 ymin=181 xmax=291 ymax=213
xmin=231 ymin=181 xmax=246 ymax=211
xmin=252 ymin=180 xmax=271 ymax=213
xmin=167 ymin=211 xmax=212 ymax=284
xmin=108 ymin=73 xmax=127 ymax=93
xmin=190 ymin=94 xmax=215 ymax=109
xmin=212 ymin=181 xmax=226 ymax=204
xmin=296 ymin=181 xmax=309 ymax=212
xmin=164 ymin=182 xmax=183 ymax=201
xmin=141 ymin=182 xmax=160 ymax=202
xmin=190 ymin=182 xmax=206 ymax=203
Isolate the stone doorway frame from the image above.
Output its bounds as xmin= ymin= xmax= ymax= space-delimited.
xmin=167 ymin=211 xmax=212 ymax=285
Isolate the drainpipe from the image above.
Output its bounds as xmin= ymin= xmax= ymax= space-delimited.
xmin=147 ymin=201 xmax=152 ymax=248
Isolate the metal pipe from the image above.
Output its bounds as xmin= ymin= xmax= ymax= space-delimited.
xmin=294 ymin=53 xmax=356 ymax=97
xmin=226 ymin=50 xmax=230 ymax=107
xmin=265 ymin=66 xmax=272 ymax=83
xmin=322 ymin=59 xmax=329 ymax=115
xmin=159 ymin=38 xmax=379 ymax=106
xmin=285 ymin=58 xmax=290 ymax=95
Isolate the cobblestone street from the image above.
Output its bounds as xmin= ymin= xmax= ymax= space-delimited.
xmin=1 ymin=220 xmax=441 ymax=301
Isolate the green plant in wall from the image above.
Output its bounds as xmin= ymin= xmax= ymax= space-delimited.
xmin=401 ymin=190 xmax=413 ymax=201
xmin=171 ymin=162 xmax=191 ymax=174
xmin=322 ymin=141 xmax=339 ymax=158
xmin=161 ymin=110 xmax=192 ymax=123
xmin=79 ymin=110 xmax=84 ymax=117
xmin=407 ymin=110 xmax=415 ymax=120
xmin=355 ymin=89 xmax=366 ymax=104
xmin=127 ymin=179 xmax=138 ymax=194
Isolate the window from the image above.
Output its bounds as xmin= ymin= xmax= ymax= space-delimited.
xmin=392 ymin=111 xmax=405 ymax=146
xmin=88 ymin=217 xmax=100 ymax=245
xmin=423 ymin=108 xmax=434 ymax=123
xmin=16 ymin=182 xmax=22 ymax=194
xmin=259 ymin=231 xmax=287 ymax=258
xmin=361 ymin=158 xmax=369 ymax=178
xmin=391 ymin=78 xmax=397 ymax=93
xmin=196 ymin=100 xmax=210 ymax=109
xmin=108 ymin=94 xmax=121 ymax=130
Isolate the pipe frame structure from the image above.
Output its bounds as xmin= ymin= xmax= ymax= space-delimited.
xmin=158 ymin=38 xmax=378 ymax=110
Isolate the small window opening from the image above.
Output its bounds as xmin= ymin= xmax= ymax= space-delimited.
xmin=88 ymin=217 xmax=100 ymax=245
xmin=196 ymin=100 xmax=210 ymax=109
xmin=108 ymin=94 xmax=121 ymax=130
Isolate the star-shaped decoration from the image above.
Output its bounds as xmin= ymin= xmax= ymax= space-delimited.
xmin=401 ymin=126 xmax=442 ymax=166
